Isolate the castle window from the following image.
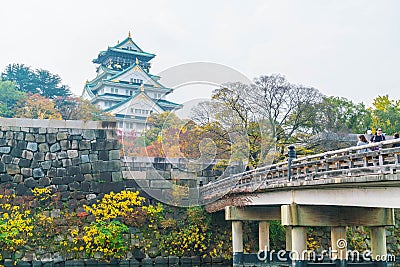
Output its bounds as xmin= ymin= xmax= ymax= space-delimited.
xmin=130 ymin=78 xmax=133 ymax=83
xmin=115 ymin=88 xmax=119 ymax=93
xmin=126 ymin=90 xmax=129 ymax=95
xmin=111 ymin=88 xmax=114 ymax=93
xmin=118 ymin=122 xmax=123 ymax=128
xmin=130 ymin=91 xmax=133 ymax=96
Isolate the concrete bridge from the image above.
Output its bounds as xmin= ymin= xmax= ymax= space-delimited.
xmin=200 ymin=138 xmax=400 ymax=267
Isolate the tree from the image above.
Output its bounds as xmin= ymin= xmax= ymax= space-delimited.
xmin=1 ymin=64 xmax=71 ymax=98
xmin=34 ymin=69 xmax=71 ymax=99
xmin=314 ymin=96 xmax=372 ymax=134
xmin=0 ymin=80 xmax=26 ymax=118
xmin=370 ymin=95 xmax=400 ymax=135
xmin=250 ymin=75 xmax=323 ymax=153
xmin=54 ymin=96 xmax=113 ymax=121
xmin=193 ymin=76 xmax=323 ymax=166
xmin=1 ymin=64 xmax=37 ymax=94
xmin=13 ymin=93 xmax=62 ymax=120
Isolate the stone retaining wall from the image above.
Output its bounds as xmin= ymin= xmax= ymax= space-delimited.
xmin=0 ymin=118 xmax=126 ymax=209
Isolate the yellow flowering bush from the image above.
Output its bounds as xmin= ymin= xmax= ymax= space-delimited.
xmin=84 ymin=190 xmax=145 ymax=221
xmin=0 ymin=194 xmax=34 ymax=258
xmin=82 ymin=220 xmax=129 ymax=260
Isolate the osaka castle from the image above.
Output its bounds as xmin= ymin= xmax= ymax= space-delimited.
xmin=82 ymin=32 xmax=182 ymax=132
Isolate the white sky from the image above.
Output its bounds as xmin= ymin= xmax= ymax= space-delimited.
xmin=0 ymin=0 xmax=399 ymax=107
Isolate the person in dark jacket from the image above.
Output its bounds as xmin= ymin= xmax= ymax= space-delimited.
xmin=370 ymin=128 xmax=385 ymax=143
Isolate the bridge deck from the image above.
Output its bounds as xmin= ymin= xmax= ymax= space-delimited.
xmin=200 ymin=138 xmax=400 ymax=206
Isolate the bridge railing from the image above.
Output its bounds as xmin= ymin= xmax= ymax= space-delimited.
xmin=200 ymin=138 xmax=400 ymax=201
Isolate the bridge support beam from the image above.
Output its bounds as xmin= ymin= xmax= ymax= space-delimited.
xmin=291 ymin=226 xmax=307 ymax=267
xmin=232 ymin=221 xmax=243 ymax=266
xmin=259 ymin=221 xmax=270 ymax=251
xmin=331 ymin=226 xmax=347 ymax=267
xmin=281 ymin=204 xmax=395 ymax=227
xmin=286 ymin=226 xmax=292 ymax=251
xmin=370 ymin=226 xmax=387 ymax=266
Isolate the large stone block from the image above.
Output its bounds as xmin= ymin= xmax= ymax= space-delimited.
xmin=33 ymin=152 xmax=45 ymax=161
xmin=35 ymin=134 xmax=46 ymax=143
xmin=17 ymin=140 xmax=27 ymax=149
xmin=22 ymin=150 xmax=34 ymax=160
xmin=83 ymin=130 xmax=95 ymax=140
xmin=39 ymin=177 xmax=51 ymax=186
xmin=60 ymin=140 xmax=70 ymax=150
xmin=98 ymin=150 xmax=109 ymax=161
xmin=66 ymin=166 xmax=80 ymax=176
xmin=56 ymin=168 xmax=66 ymax=177
xmin=45 ymin=152 xmax=56 ymax=161
xmin=80 ymin=163 xmax=92 ymax=174
xmin=107 ymin=160 xmax=121 ymax=172
xmin=6 ymin=164 xmax=20 ymax=174
xmin=62 ymin=159 xmax=72 ymax=167
xmin=50 ymin=142 xmax=61 ymax=152
xmin=109 ymin=150 xmax=120 ymax=160
xmin=79 ymin=140 xmax=91 ymax=150
xmin=47 ymin=167 xmax=57 ymax=177
xmin=1 ymin=154 xmax=13 ymax=164
xmin=33 ymin=168 xmax=45 ymax=178
xmin=67 ymin=150 xmax=79 ymax=158
xmin=81 ymin=155 xmax=89 ymax=163
xmin=38 ymin=143 xmax=49 ymax=152
xmin=56 ymin=132 xmax=68 ymax=140
xmin=40 ymin=161 xmax=52 ymax=170
xmin=57 ymin=151 xmax=68 ymax=159
xmin=46 ymin=133 xmax=57 ymax=144
xmin=13 ymin=174 xmax=23 ymax=183
xmin=25 ymin=133 xmax=35 ymax=142
xmin=0 ymin=146 xmax=11 ymax=154
xmin=18 ymin=158 xmax=31 ymax=168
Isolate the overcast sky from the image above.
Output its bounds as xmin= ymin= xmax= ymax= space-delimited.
xmin=1 ymin=0 xmax=399 ymax=106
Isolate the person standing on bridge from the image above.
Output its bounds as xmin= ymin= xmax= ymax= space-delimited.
xmin=370 ymin=128 xmax=385 ymax=150
xmin=356 ymin=134 xmax=369 ymax=153
xmin=370 ymin=128 xmax=386 ymax=143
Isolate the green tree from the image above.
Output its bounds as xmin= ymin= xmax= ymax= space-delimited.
xmin=315 ymin=96 xmax=372 ymax=134
xmin=0 ymin=80 xmax=26 ymax=118
xmin=370 ymin=95 xmax=400 ymax=135
xmin=34 ymin=69 xmax=71 ymax=99
xmin=1 ymin=63 xmax=71 ymax=98
xmin=1 ymin=64 xmax=37 ymax=94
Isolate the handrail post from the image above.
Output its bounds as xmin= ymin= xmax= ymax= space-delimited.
xmin=288 ymin=145 xmax=297 ymax=181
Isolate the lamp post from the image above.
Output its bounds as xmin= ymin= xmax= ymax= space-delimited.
xmin=288 ymin=145 xmax=296 ymax=181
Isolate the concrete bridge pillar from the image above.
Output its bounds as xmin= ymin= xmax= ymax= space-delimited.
xmin=286 ymin=226 xmax=292 ymax=251
xmin=291 ymin=226 xmax=307 ymax=267
xmin=259 ymin=221 xmax=270 ymax=251
xmin=232 ymin=221 xmax=243 ymax=266
xmin=370 ymin=226 xmax=387 ymax=265
xmin=331 ymin=226 xmax=347 ymax=266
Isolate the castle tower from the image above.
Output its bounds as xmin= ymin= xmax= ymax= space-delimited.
xmin=82 ymin=32 xmax=182 ymax=132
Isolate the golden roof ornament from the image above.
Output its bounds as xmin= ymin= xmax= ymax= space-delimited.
xmin=136 ymin=58 xmax=139 ymax=64
xmin=140 ymin=84 xmax=145 ymax=92
xmin=128 ymin=31 xmax=132 ymax=38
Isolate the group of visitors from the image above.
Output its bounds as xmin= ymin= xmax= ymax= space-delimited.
xmin=356 ymin=128 xmax=400 ymax=153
